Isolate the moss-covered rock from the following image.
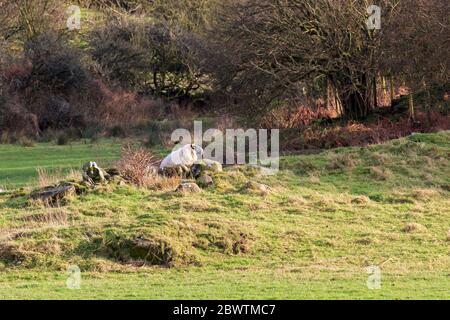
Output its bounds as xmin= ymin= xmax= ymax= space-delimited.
xmin=197 ymin=175 xmax=214 ymax=188
xmin=29 ymin=183 xmax=76 ymax=206
xmin=191 ymin=159 xmax=222 ymax=178
xmin=82 ymin=161 xmax=110 ymax=185
xmin=159 ymin=165 xmax=191 ymax=178
xmin=176 ymin=182 xmax=201 ymax=194
xmin=243 ymin=181 xmax=270 ymax=196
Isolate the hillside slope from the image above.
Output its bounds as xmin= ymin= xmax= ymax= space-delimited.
xmin=0 ymin=132 xmax=449 ymax=299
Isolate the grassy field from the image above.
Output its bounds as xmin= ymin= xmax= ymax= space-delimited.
xmin=0 ymin=140 xmax=121 ymax=188
xmin=1 ymin=270 xmax=448 ymax=299
xmin=0 ymin=132 xmax=449 ymax=299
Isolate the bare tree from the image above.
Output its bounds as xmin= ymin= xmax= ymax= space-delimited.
xmin=0 ymin=0 xmax=63 ymax=41
xmin=214 ymin=0 xmax=449 ymax=120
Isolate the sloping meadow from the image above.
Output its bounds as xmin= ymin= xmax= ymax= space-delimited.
xmin=0 ymin=132 xmax=449 ymax=274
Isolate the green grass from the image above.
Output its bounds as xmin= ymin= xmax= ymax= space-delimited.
xmin=1 ymin=270 xmax=448 ymax=300
xmin=0 ymin=139 xmax=121 ymax=188
xmin=0 ymin=132 xmax=449 ymax=299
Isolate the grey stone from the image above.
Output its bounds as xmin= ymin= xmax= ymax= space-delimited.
xmin=159 ymin=165 xmax=191 ymax=178
xmin=82 ymin=161 xmax=110 ymax=185
xmin=244 ymin=181 xmax=270 ymax=195
xmin=191 ymin=159 xmax=223 ymax=178
xmin=176 ymin=182 xmax=201 ymax=194
xmin=197 ymin=175 xmax=214 ymax=188
xmin=30 ymin=183 xmax=76 ymax=205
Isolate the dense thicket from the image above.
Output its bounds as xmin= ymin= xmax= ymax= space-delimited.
xmin=90 ymin=19 xmax=208 ymax=97
xmin=0 ymin=0 xmax=448 ymax=138
xmin=213 ymin=0 xmax=449 ymax=119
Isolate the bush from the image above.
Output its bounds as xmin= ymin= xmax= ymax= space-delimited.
xmin=0 ymin=33 xmax=90 ymax=136
xmin=90 ymin=19 xmax=208 ymax=98
xmin=110 ymin=125 xmax=126 ymax=138
xmin=145 ymin=121 xmax=173 ymax=147
xmin=39 ymin=96 xmax=86 ymax=131
xmin=0 ymin=31 xmax=161 ymax=137
xmin=18 ymin=136 xmax=35 ymax=147
xmin=0 ymin=99 xmax=40 ymax=137
xmin=88 ymin=79 xmax=161 ymax=129
xmin=56 ymin=133 xmax=70 ymax=145
xmin=117 ymin=144 xmax=161 ymax=187
xmin=24 ymin=33 xmax=89 ymax=94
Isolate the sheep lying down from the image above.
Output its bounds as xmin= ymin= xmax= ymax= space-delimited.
xmin=159 ymin=144 xmax=204 ymax=177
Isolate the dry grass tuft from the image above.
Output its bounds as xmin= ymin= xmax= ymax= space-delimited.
xmin=21 ymin=210 xmax=69 ymax=225
xmin=37 ymin=168 xmax=81 ymax=187
xmin=371 ymin=152 xmax=391 ymax=165
xmin=446 ymin=230 xmax=450 ymax=242
xmin=308 ymin=173 xmax=321 ymax=184
xmin=117 ymin=144 xmax=160 ymax=187
xmin=370 ymin=166 xmax=392 ymax=180
xmin=351 ymin=195 xmax=370 ymax=204
xmin=327 ymin=153 xmax=358 ymax=171
xmin=150 ymin=175 xmax=182 ymax=191
xmin=412 ymin=189 xmax=438 ymax=201
xmin=403 ymin=222 xmax=427 ymax=233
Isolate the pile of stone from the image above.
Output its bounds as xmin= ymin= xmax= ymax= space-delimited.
xmin=165 ymin=159 xmax=223 ymax=194
xmin=29 ymin=162 xmax=125 ymax=205
xmin=29 ymin=156 xmax=225 ymax=203
xmin=82 ymin=161 xmax=125 ymax=186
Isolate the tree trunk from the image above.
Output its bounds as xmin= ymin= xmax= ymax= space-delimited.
xmin=389 ymin=77 xmax=395 ymax=111
xmin=341 ymin=89 xmax=370 ymax=119
xmin=408 ymin=93 xmax=415 ymax=123
xmin=339 ymin=75 xmax=372 ymax=119
xmin=335 ymin=86 xmax=343 ymax=116
xmin=373 ymin=77 xmax=378 ymax=109
xmin=422 ymin=80 xmax=432 ymax=127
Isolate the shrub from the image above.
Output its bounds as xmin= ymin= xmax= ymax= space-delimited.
xmin=38 ymin=96 xmax=86 ymax=131
xmin=326 ymin=153 xmax=358 ymax=171
xmin=18 ymin=136 xmax=35 ymax=147
xmin=56 ymin=133 xmax=70 ymax=146
xmin=1 ymin=35 xmax=163 ymax=137
xmin=117 ymin=144 xmax=160 ymax=187
xmin=24 ymin=33 xmax=89 ymax=94
xmin=145 ymin=121 xmax=174 ymax=147
xmin=0 ymin=99 xmax=40 ymax=137
xmin=91 ymin=80 xmax=160 ymax=128
xmin=0 ymin=33 xmax=90 ymax=135
xmin=370 ymin=166 xmax=392 ymax=180
xmin=89 ymin=19 xmax=208 ymax=98
xmin=260 ymin=105 xmax=337 ymax=129
xmin=110 ymin=125 xmax=126 ymax=138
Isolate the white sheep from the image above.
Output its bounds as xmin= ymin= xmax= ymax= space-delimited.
xmin=159 ymin=144 xmax=204 ymax=176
